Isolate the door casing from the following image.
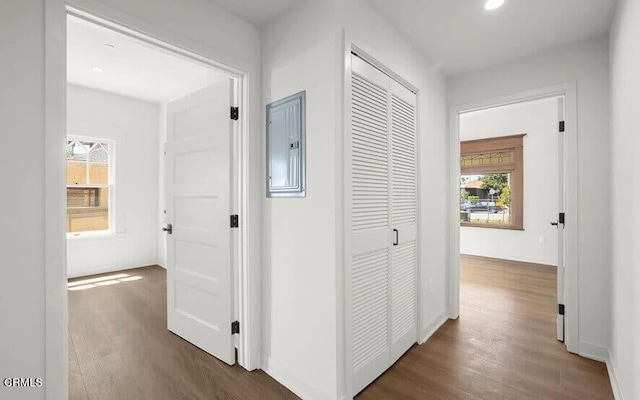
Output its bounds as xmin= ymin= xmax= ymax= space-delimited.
xmin=447 ymin=82 xmax=579 ymax=354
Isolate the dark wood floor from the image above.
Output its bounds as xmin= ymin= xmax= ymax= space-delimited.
xmin=68 ymin=266 xmax=297 ymax=400
xmin=357 ymin=255 xmax=613 ymax=399
xmin=69 ymin=258 xmax=613 ymax=400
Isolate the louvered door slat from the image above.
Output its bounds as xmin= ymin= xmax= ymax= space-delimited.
xmin=351 ymin=72 xmax=389 ymax=233
xmin=391 ymin=241 xmax=417 ymax=342
xmin=392 ymin=96 xmax=417 ymax=227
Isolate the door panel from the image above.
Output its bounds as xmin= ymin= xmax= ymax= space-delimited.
xmin=351 ymin=56 xmax=392 ymax=394
xmin=390 ymin=85 xmax=418 ymax=363
xmin=166 ymin=79 xmax=235 ymax=365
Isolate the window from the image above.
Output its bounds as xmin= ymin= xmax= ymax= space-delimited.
xmin=66 ymin=138 xmax=113 ymax=235
xmin=460 ymin=134 xmax=524 ymax=230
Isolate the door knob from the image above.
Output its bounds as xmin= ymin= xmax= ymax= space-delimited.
xmin=162 ymin=223 xmax=173 ymax=234
xmin=550 ymin=221 xmax=558 ymax=227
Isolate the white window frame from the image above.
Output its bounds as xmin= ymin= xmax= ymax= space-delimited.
xmin=66 ymin=135 xmax=115 ymax=238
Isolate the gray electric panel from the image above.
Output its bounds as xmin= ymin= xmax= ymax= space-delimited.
xmin=266 ymin=91 xmax=306 ymax=198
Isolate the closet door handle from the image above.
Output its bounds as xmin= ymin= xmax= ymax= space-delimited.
xmin=393 ymin=229 xmax=399 ymax=246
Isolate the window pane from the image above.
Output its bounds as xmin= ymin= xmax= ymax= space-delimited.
xmin=89 ymin=162 xmax=108 ymax=185
xmin=89 ymin=143 xmax=109 ymax=163
xmin=67 ymin=161 xmax=88 ymax=185
xmin=460 ymin=173 xmax=511 ymax=226
xmin=460 ymin=151 xmax=512 ymax=168
xmin=67 ymin=187 xmax=109 ymax=233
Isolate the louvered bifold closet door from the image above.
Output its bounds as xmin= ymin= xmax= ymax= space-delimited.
xmin=350 ymin=54 xmax=393 ymax=395
xmin=389 ymin=80 xmax=418 ymax=363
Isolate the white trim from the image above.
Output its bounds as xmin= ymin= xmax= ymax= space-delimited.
xmin=262 ymin=355 xmax=330 ymax=400
xmin=341 ymin=32 xmax=354 ymax=399
xmin=335 ymin=28 xmax=347 ymax=400
xmin=578 ymin=341 xmax=609 ymax=363
xmin=419 ymin=313 xmax=448 ymax=344
xmin=342 ymin=34 xmax=422 ymax=398
xmin=448 ymin=82 xmax=580 ymax=353
xmin=606 ymin=351 xmax=624 ymax=400
xmin=45 ymin=5 xmax=261 ymax=397
xmin=45 ymin=0 xmax=68 ymax=399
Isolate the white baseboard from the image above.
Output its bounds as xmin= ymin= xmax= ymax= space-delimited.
xmin=606 ymin=350 xmax=624 ymax=400
xmin=261 ymin=354 xmax=331 ymax=400
xmin=420 ymin=313 xmax=448 ymax=344
xmin=67 ymin=261 xmax=160 ymax=278
xmin=578 ymin=340 xmax=609 ymax=363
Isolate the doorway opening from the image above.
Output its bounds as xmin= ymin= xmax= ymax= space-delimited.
xmin=457 ymin=95 xmax=564 ymax=344
xmin=65 ymin=12 xmax=254 ymax=398
xmin=448 ymin=84 xmax=580 ymax=356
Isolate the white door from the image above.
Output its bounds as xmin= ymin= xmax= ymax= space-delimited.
xmin=349 ymin=54 xmax=418 ymax=395
xmin=556 ymin=97 xmax=566 ymax=342
xmin=165 ymin=79 xmax=235 ymax=365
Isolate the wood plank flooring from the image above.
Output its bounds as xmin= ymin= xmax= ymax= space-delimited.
xmin=68 ymin=266 xmax=297 ymax=400
xmin=69 ymin=258 xmax=613 ymax=399
xmin=356 ymin=255 xmax=613 ymax=399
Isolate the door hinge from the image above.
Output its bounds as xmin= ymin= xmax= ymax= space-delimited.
xmin=230 ymin=106 xmax=239 ymax=121
xmin=231 ymin=320 xmax=240 ymax=335
xmin=558 ymin=304 xmax=565 ymax=316
xmin=230 ymin=214 xmax=239 ymax=228
xmin=559 ymin=120 xmax=565 ymax=132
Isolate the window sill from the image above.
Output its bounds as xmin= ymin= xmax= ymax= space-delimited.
xmin=460 ymin=222 xmax=524 ymax=231
xmin=66 ymin=231 xmax=117 ymax=240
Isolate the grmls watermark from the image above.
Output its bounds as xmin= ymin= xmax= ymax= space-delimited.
xmin=3 ymin=378 xmax=43 ymax=388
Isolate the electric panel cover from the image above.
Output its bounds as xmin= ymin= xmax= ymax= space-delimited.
xmin=266 ymin=91 xmax=306 ymax=197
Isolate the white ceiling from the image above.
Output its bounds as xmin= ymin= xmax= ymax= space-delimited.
xmin=67 ymin=16 xmax=229 ymax=103
xmin=365 ymin=0 xmax=616 ymax=75
xmin=205 ymin=0 xmax=303 ymax=27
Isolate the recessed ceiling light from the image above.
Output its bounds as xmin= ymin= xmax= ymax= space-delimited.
xmin=92 ymin=67 xmax=103 ymax=73
xmin=484 ymin=0 xmax=505 ymax=10
xmin=105 ymin=43 xmax=115 ymax=50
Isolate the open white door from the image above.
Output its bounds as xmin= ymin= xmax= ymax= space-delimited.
xmin=165 ymin=79 xmax=235 ymax=365
xmin=556 ymin=96 xmax=566 ymax=342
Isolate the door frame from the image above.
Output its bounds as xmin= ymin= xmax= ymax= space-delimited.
xmin=447 ymin=82 xmax=579 ymax=353
xmin=341 ymin=37 xmax=422 ymax=398
xmin=45 ymin=4 xmax=259 ymax=399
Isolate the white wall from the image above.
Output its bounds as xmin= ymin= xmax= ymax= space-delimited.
xmin=261 ymin=1 xmax=340 ymax=398
xmin=0 ymin=1 xmax=50 ymax=398
xmin=261 ymin=1 xmax=448 ymax=399
xmin=609 ymin=0 xmax=640 ymax=398
xmin=459 ymin=97 xmax=559 ymax=266
xmin=66 ymin=84 xmax=160 ymax=277
xmin=449 ymin=36 xmax=611 ymax=359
